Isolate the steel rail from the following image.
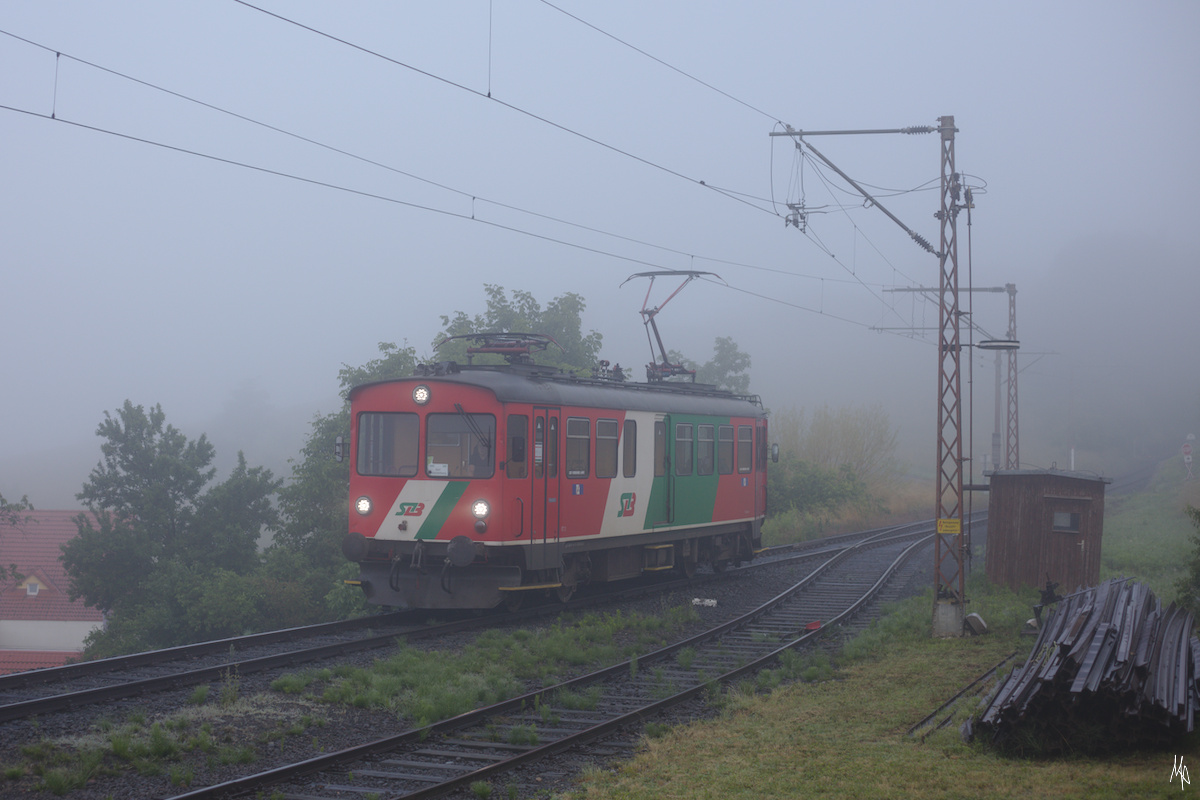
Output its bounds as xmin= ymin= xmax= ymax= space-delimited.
xmin=0 ymin=527 xmax=887 ymax=724
xmin=0 ymin=610 xmax=415 ymax=692
xmin=166 ymin=523 xmax=938 ymax=800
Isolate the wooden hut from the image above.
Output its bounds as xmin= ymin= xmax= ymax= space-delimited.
xmin=985 ymin=469 xmax=1110 ymax=593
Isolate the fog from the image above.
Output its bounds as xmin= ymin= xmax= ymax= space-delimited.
xmin=2 ymin=1 xmax=1197 ymax=507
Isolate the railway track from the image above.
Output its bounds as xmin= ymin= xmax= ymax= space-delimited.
xmin=0 ymin=526 xmax=888 ymax=727
xmin=164 ymin=521 xmax=939 ymax=800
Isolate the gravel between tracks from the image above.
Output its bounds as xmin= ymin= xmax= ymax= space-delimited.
xmin=0 ymin=551 xmax=931 ymax=800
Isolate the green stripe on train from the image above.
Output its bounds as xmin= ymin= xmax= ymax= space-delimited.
xmin=415 ymin=482 xmax=471 ymax=540
xmin=643 ymin=414 xmax=727 ymax=529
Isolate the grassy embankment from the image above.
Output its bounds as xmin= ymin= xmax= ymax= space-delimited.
xmin=562 ymin=459 xmax=1200 ymax=800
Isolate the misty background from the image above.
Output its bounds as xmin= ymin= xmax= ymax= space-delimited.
xmin=1 ymin=1 xmax=1196 ymax=509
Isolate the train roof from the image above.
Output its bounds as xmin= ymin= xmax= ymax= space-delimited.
xmin=350 ymin=363 xmax=765 ymax=418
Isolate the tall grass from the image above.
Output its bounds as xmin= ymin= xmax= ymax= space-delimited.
xmin=763 ymin=478 xmax=931 ymax=545
xmin=1101 ymin=458 xmax=1200 ymax=600
xmin=283 ymin=605 xmax=701 ymax=726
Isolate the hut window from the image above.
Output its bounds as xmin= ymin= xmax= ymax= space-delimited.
xmin=1052 ymin=511 xmax=1081 ymax=533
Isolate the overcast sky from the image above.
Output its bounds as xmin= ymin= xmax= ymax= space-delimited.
xmin=2 ymin=1 xmax=1197 ymax=506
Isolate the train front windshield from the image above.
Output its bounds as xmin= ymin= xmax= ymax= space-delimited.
xmin=357 ymin=412 xmax=419 ymax=477
xmin=426 ymin=413 xmax=495 ymax=478
xmin=356 ymin=411 xmax=495 ymax=479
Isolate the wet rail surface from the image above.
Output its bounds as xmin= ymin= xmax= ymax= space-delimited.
xmin=164 ymin=521 xmax=942 ymax=800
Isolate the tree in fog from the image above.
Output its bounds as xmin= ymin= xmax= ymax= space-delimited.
xmin=766 ymin=403 xmax=901 ymax=528
xmin=0 ymin=492 xmax=33 ymax=582
xmin=61 ymin=401 xmax=280 ymax=655
xmin=1172 ymin=506 xmax=1200 ymax=616
xmin=668 ymin=336 xmax=752 ymax=393
xmin=434 ymin=285 xmax=602 ymax=372
xmin=796 ymin=403 xmax=899 ymax=492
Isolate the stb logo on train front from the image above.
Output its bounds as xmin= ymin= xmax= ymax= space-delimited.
xmin=396 ymin=502 xmax=426 ymax=517
xmin=617 ymin=493 xmax=636 ymax=517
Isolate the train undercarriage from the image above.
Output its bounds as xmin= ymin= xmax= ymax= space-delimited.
xmin=343 ymin=523 xmax=759 ymax=610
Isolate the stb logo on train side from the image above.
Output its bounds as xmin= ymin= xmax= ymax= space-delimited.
xmin=396 ymin=502 xmax=426 ymax=517
xmin=617 ymin=492 xmax=636 ymax=518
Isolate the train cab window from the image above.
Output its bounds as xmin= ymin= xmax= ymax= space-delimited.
xmin=756 ymin=423 xmax=768 ymax=470
xmin=737 ymin=425 xmax=753 ymax=473
xmin=596 ymin=419 xmax=618 ymax=478
xmin=426 ymin=413 xmax=496 ymax=478
xmin=357 ymin=412 xmax=419 ymax=477
xmin=718 ymin=425 xmax=734 ymax=474
xmin=697 ymin=424 xmax=715 ymax=476
xmin=675 ymin=423 xmax=693 ymax=477
xmin=566 ymin=417 xmax=590 ymax=478
xmin=654 ymin=421 xmax=666 ymax=477
xmin=622 ymin=419 xmax=637 ymax=478
xmin=506 ymin=414 xmax=528 ymax=479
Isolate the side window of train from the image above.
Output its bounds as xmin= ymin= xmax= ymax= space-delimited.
xmin=534 ymin=416 xmax=544 ymax=479
xmin=718 ymin=425 xmax=734 ymax=475
xmin=756 ymin=423 xmax=768 ymax=470
xmin=596 ymin=419 xmax=618 ymax=478
xmin=566 ymin=417 xmax=589 ymax=478
xmin=507 ymin=414 xmax=528 ymax=479
xmin=548 ymin=417 xmax=559 ymax=479
xmin=622 ymin=419 xmax=637 ymax=478
xmin=697 ymin=424 xmax=715 ymax=476
xmin=654 ymin=421 xmax=666 ymax=477
xmin=675 ymin=423 xmax=693 ymax=477
xmin=737 ymin=425 xmax=753 ymax=473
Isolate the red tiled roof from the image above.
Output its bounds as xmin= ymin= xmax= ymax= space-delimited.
xmin=0 ymin=650 xmax=81 ymax=675
xmin=0 ymin=510 xmax=105 ymax=623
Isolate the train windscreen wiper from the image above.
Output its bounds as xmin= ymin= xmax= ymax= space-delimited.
xmin=453 ymin=403 xmax=492 ymax=456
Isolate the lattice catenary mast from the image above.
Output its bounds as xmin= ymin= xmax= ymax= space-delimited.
xmin=772 ymin=116 xmax=969 ymax=636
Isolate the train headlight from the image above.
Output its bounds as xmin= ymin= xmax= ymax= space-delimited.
xmin=355 ymin=496 xmax=372 ymax=516
xmin=412 ymin=385 xmax=431 ymax=405
xmin=471 ymin=499 xmax=490 ymax=519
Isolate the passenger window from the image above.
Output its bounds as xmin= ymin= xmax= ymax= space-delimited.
xmin=597 ymin=419 xmax=618 ymax=478
xmin=622 ymin=419 xmax=637 ymax=478
xmin=567 ymin=418 xmax=590 ymax=478
xmin=507 ymin=414 xmax=528 ymax=479
xmin=718 ymin=425 xmax=734 ymax=475
xmin=654 ymin=421 xmax=666 ymax=477
xmin=548 ymin=417 xmax=559 ymax=479
xmin=675 ymin=423 xmax=693 ymax=477
xmin=697 ymin=424 xmax=714 ymax=476
xmin=534 ymin=416 xmax=544 ymax=479
xmin=756 ymin=423 xmax=768 ymax=470
xmin=737 ymin=425 xmax=753 ymax=473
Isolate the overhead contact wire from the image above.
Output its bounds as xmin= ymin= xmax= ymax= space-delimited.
xmin=232 ymin=0 xmax=772 ymax=217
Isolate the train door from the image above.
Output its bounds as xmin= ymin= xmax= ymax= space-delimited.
xmin=530 ymin=407 xmax=561 ymax=569
xmin=646 ymin=414 xmax=672 ymax=528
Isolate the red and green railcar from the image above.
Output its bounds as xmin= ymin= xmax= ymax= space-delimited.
xmin=341 ymin=349 xmax=769 ymax=609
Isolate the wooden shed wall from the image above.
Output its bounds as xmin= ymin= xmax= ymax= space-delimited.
xmin=985 ymin=472 xmax=1105 ymax=593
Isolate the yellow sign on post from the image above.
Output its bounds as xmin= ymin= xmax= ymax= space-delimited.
xmin=937 ymin=518 xmax=962 ymax=535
